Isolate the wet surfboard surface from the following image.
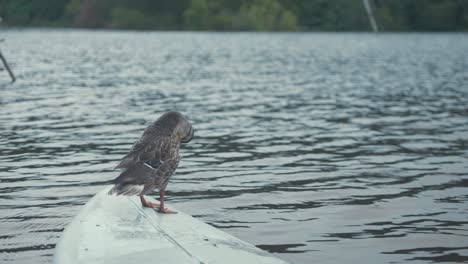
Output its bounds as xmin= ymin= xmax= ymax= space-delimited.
xmin=54 ymin=187 xmax=288 ymax=264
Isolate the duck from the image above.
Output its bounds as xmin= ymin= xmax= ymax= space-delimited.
xmin=108 ymin=111 xmax=194 ymax=214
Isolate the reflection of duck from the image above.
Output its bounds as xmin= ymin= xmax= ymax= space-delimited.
xmin=109 ymin=111 xmax=194 ymax=214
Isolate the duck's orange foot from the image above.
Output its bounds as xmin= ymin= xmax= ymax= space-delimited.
xmin=158 ymin=207 xmax=178 ymax=214
xmin=140 ymin=196 xmax=159 ymax=208
xmin=142 ymin=201 xmax=160 ymax=208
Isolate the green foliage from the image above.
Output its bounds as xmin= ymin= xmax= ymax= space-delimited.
xmin=110 ymin=6 xmax=153 ymax=29
xmin=294 ymin=0 xmax=369 ymax=31
xmin=64 ymin=0 xmax=80 ymax=23
xmin=182 ymin=0 xmax=297 ymax=31
xmin=0 ymin=0 xmax=70 ymax=26
xmin=183 ymin=0 xmax=220 ymax=30
xmin=373 ymin=0 xmax=468 ymax=31
xmin=239 ymin=0 xmax=298 ymax=31
xmin=0 ymin=0 xmax=467 ymax=31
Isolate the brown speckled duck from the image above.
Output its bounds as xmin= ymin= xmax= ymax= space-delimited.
xmin=108 ymin=111 xmax=194 ymax=214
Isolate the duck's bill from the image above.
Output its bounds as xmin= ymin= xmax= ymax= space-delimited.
xmin=181 ymin=127 xmax=194 ymax=143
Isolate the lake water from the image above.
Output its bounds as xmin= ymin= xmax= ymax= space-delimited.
xmin=1 ymin=30 xmax=467 ymax=264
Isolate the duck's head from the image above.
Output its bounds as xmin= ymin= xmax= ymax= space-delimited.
xmin=156 ymin=111 xmax=194 ymax=143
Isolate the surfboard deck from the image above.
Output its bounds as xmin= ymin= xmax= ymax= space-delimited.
xmin=54 ymin=187 xmax=288 ymax=264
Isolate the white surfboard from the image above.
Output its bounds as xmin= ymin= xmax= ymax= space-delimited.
xmin=54 ymin=187 xmax=288 ymax=264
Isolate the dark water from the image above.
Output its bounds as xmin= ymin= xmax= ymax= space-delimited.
xmin=1 ymin=30 xmax=468 ymax=264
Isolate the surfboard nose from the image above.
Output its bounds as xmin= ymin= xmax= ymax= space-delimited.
xmin=54 ymin=187 xmax=289 ymax=264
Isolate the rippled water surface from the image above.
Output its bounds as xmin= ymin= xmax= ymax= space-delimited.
xmin=1 ymin=30 xmax=468 ymax=264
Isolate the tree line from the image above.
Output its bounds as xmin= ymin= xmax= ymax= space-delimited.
xmin=1 ymin=0 xmax=467 ymax=31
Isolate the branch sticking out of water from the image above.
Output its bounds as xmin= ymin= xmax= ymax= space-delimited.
xmin=0 ymin=39 xmax=16 ymax=83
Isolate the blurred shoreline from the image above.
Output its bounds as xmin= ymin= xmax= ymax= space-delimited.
xmin=1 ymin=26 xmax=468 ymax=34
xmin=1 ymin=0 xmax=467 ymax=32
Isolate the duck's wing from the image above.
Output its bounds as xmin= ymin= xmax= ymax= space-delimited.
xmin=115 ymin=130 xmax=160 ymax=170
xmin=109 ymin=135 xmax=180 ymax=195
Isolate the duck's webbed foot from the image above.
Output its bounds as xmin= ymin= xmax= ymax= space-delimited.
xmin=140 ymin=195 xmax=159 ymax=208
xmin=158 ymin=207 xmax=177 ymax=214
xmin=156 ymin=190 xmax=177 ymax=214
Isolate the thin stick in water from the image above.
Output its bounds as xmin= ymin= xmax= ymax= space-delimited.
xmin=0 ymin=49 xmax=16 ymax=83
xmin=363 ymin=0 xmax=379 ymax=32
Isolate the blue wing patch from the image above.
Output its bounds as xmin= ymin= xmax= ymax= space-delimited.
xmin=143 ymin=160 xmax=162 ymax=169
